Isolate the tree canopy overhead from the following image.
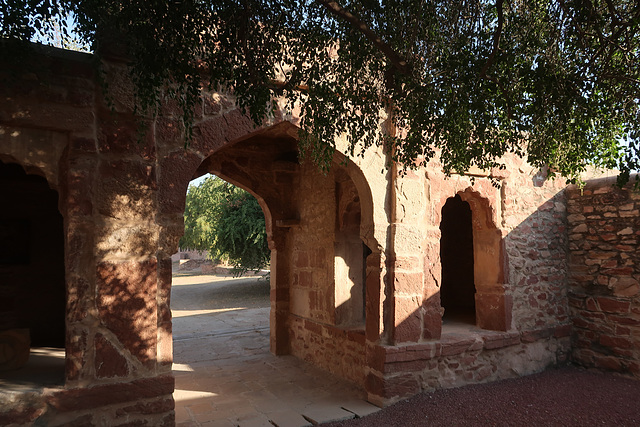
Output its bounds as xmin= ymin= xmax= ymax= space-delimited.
xmin=1 ymin=1 xmax=639 ymax=182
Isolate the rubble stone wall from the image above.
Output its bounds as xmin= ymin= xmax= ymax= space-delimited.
xmin=366 ymin=325 xmax=571 ymax=406
xmin=566 ymin=177 xmax=640 ymax=378
xmin=289 ymin=317 xmax=367 ymax=385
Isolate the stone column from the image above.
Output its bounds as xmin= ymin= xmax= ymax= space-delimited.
xmin=270 ymin=228 xmax=291 ymax=355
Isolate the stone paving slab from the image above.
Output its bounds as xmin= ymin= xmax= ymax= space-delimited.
xmin=301 ymin=405 xmax=356 ymax=425
xmin=341 ymin=400 xmax=381 ymax=418
xmin=267 ymin=411 xmax=313 ymax=427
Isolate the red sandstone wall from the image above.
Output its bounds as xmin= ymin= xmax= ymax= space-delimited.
xmin=365 ymin=157 xmax=573 ymax=406
xmin=566 ymin=178 xmax=640 ymax=377
xmin=286 ymin=160 xmax=369 ymax=385
xmin=289 ymin=317 xmax=367 ymax=385
xmin=0 ymin=46 xmax=178 ymax=426
xmin=288 ymin=160 xmax=335 ymax=324
xmin=1 ymin=43 xmax=373 ymax=424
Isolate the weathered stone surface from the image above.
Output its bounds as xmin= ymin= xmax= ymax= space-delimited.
xmin=96 ymin=221 xmax=158 ymax=260
xmin=97 ymin=116 xmax=155 ymax=159
xmin=475 ymin=293 xmax=512 ymax=332
xmin=288 ymin=317 xmax=366 ymax=386
xmin=566 ymin=177 xmax=640 ymax=379
xmin=157 ymin=150 xmax=202 ymax=215
xmin=191 ymin=110 xmax=253 ymax=156
xmin=96 ymin=260 xmax=158 ymax=367
xmin=96 ymin=160 xmax=156 ymax=220
xmin=95 ymin=334 xmax=129 ymax=378
xmin=394 ymin=296 xmax=422 ymax=343
xmin=65 ymin=327 xmax=88 ymax=382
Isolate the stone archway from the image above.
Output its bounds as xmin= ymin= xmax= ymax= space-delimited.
xmin=159 ymin=121 xmax=381 ymax=383
xmin=192 ymin=124 xmax=300 ymax=355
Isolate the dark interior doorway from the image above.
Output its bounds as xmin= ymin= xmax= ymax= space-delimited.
xmin=0 ymin=160 xmax=66 ymax=388
xmin=440 ymin=194 xmax=475 ymax=324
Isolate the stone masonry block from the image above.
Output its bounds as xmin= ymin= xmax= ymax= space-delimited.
xmin=158 ymin=150 xmax=202 ymax=215
xmin=394 ymin=296 xmax=422 ymax=344
xmin=596 ymin=297 xmax=631 ymax=314
xmin=96 ymin=160 xmax=156 ymax=221
xmin=394 ymin=272 xmax=424 ymax=296
xmin=96 ymin=260 xmax=158 ymax=367
xmin=95 ymin=334 xmax=129 ymax=378
xmin=96 ymin=221 xmax=158 ymax=260
xmin=475 ymin=292 xmax=511 ymax=332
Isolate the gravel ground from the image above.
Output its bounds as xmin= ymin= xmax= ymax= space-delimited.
xmin=322 ymin=365 xmax=640 ymax=427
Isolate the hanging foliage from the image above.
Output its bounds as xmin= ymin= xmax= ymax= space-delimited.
xmin=1 ymin=1 xmax=639 ymax=182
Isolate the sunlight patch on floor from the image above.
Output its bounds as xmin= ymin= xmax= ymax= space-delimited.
xmin=173 ymin=388 xmax=219 ymax=403
xmin=172 ymin=363 xmax=195 ymax=372
xmin=172 ymin=307 xmax=247 ymax=318
xmin=171 ymin=275 xmax=253 ymax=286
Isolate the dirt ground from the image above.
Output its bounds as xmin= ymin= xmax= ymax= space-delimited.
xmin=172 ymin=269 xmax=270 ymax=311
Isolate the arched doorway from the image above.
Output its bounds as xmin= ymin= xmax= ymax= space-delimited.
xmin=0 ymin=159 xmax=65 ymax=384
xmin=165 ymin=122 xmax=381 ymax=424
xmin=440 ymin=194 xmax=476 ymax=324
xmin=438 ymin=188 xmax=510 ymax=332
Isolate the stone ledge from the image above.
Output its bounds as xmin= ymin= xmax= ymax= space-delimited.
xmin=0 ymin=376 xmax=175 ymax=425
xmin=376 ymin=324 xmax=571 ymax=372
xmin=45 ymin=375 xmax=175 ymax=412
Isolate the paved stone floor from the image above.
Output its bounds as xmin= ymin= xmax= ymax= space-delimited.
xmin=172 ymin=272 xmax=379 ymax=427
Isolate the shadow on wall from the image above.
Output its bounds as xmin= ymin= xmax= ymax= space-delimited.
xmin=95 ymin=259 xmax=159 ymax=372
xmin=334 ymin=243 xmax=372 ymax=329
xmin=80 ymin=150 xmax=171 ymax=375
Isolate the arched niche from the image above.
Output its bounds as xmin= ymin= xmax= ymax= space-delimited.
xmin=441 ymin=188 xmax=511 ymax=331
xmin=330 ymin=152 xmax=379 ymax=335
xmin=334 ymin=164 xmax=369 ymax=328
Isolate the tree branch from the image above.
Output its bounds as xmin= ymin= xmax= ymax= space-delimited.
xmin=314 ymin=0 xmax=411 ymax=75
xmin=480 ymin=0 xmax=512 ymax=119
xmin=480 ymin=0 xmax=504 ymax=79
xmin=603 ymin=0 xmax=620 ymax=26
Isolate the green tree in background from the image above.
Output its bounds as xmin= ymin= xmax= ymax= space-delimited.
xmin=181 ymin=176 xmax=270 ymax=275
xmin=1 ymin=1 xmax=639 ymax=183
